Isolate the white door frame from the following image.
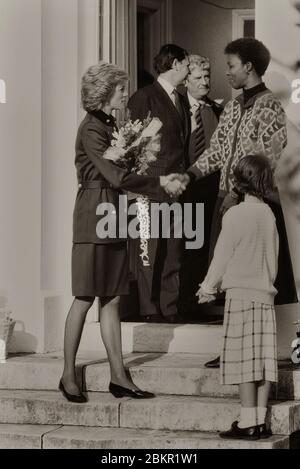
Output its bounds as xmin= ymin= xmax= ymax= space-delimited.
xmin=232 ymin=9 xmax=255 ymax=40
xmin=99 ymin=0 xmax=172 ymax=95
xmin=232 ymin=9 xmax=255 ymax=98
xmin=137 ymin=0 xmax=173 ymax=79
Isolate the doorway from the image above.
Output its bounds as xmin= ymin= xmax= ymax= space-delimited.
xmin=136 ymin=0 xmax=172 ymax=89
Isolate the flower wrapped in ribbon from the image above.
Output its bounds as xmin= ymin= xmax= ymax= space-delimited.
xmin=103 ymin=114 xmax=163 ymax=267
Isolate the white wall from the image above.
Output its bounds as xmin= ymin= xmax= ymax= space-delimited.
xmin=41 ymin=0 xmax=100 ymax=348
xmin=0 ymin=0 xmax=99 ymax=353
xmin=172 ymin=0 xmax=254 ymax=104
xmin=256 ymin=0 xmax=300 ymax=358
xmin=0 ymin=0 xmax=43 ymax=351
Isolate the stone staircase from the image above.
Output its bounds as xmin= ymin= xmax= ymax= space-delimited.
xmin=1 ymin=323 xmax=300 ymax=449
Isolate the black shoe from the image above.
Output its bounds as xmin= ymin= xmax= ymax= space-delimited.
xmin=58 ymin=380 xmax=87 ymax=404
xmin=205 ymin=356 xmax=220 ymax=368
xmin=260 ymin=424 xmax=273 ymax=438
xmin=164 ymin=314 xmax=182 ymax=324
xmin=109 ymin=382 xmax=155 ymax=399
xmin=219 ymin=421 xmax=260 ymax=441
xmin=144 ymin=314 xmax=167 ymax=323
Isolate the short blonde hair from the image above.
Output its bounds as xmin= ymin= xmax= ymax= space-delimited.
xmin=188 ymin=54 xmax=210 ymax=73
xmin=81 ymin=62 xmax=128 ymax=112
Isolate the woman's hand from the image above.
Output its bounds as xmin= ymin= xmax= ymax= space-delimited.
xmin=160 ymin=174 xmax=189 ymax=198
xmin=219 ymin=193 xmax=239 ymax=215
xmin=195 ymin=286 xmax=216 ymax=304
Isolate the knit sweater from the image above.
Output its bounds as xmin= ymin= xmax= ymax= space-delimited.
xmin=188 ymin=89 xmax=287 ymax=193
xmin=201 ymin=198 xmax=279 ymax=305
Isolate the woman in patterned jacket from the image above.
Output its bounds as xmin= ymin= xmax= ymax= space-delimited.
xmin=185 ymin=37 xmax=297 ymax=307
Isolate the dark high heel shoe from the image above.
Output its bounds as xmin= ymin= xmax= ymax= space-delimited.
xmin=109 ymin=382 xmax=155 ymax=399
xmin=58 ymin=380 xmax=87 ymax=404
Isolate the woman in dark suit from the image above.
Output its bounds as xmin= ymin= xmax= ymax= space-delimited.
xmin=59 ymin=62 xmax=170 ymax=402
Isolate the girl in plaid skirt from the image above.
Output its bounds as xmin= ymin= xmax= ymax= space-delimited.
xmin=196 ymin=154 xmax=279 ymax=440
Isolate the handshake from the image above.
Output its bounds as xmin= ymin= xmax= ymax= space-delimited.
xmin=160 ymin=173 xmax=190 ymax=198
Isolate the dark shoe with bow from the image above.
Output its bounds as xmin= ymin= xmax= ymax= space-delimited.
xmin=205 ymin=356 xmax=220 ymax=368
xmin=260 ymin=424 xmax=273 ymax=438
xmin=58 ymin=380 xmax=87 ymax=404
xmin=109 ymin=382 xmax=155 ymax=399
xmin=219 ymin=421 xmax=260 ymax=441
xmin=144 ymin=314 xmax=167 ymax=323
xmin=164 ymin=314 xmax=183 ymax=324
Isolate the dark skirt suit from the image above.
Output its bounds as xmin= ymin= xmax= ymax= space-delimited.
xmin=72 ymin=109 xmax=164 ymax=298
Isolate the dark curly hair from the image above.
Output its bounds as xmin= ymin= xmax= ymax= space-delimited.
xmin=154 ymin=44 xmax=188 ymax=74
xmin=233 ymin=155 xmax=274 ymax=199
xmin=225 ymin=38 xmax=271 ymax=77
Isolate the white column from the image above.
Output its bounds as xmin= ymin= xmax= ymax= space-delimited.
xmin=0 ymin=0 xmax=44 ymax=352
xmin=77 ymin=0 xmax=100 ymax=122
xmin=100 ymin=0 xmax=137 ymax=95
xmin=41 ymin=0 xmax=80 ymax=350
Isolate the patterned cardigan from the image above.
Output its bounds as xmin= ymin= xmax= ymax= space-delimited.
xmin=188 ymin=89 xmax=287 ymax=194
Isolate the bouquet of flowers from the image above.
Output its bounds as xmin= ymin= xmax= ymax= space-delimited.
xmin=0 ymin=308 xmax=15 ymax=363
xmin=103 ymin=114 xmax=163 ymax=267
xmin=103 ymin=114 xmax=162 ymax=175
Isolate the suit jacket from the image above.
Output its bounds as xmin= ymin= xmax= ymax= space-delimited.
xmin=73 ymin=110 xmax=164 ymax=244
xmin=128 ymin=81 xmax=191 ymax=189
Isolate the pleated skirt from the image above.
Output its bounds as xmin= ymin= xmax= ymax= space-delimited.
xmin=220 ymin=298 xmax=278 ymax=385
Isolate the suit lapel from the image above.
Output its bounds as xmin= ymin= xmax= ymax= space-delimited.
xmin=177 ymin=87 xmax=191 ymax=143
xmin=153 ymin=81 xmax=184 ymax=131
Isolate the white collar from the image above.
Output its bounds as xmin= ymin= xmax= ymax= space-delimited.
xmin=187 ymin=92 xmax=201 ymax=109
xmin=157 ymin=76 xmax=175 ymax=97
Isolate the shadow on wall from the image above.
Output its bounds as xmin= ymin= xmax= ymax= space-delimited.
xmin=7 ymin=321 xmax=38 ymax=354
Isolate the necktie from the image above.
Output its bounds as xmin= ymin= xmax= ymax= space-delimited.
xmin=172 ymin=89 xmax=184 ymax=121
xmin=194 ymin=105 xmax=206 ymax=158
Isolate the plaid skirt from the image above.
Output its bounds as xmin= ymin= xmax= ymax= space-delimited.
xmin=220 ymin=299 xmax=278 ymax=385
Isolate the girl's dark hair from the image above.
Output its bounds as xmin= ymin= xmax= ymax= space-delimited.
xmin=233 ymin=155 xmax=274 ymax=199
xmin=224 ymin=38 xmax=271 ymax=77
xmin=154 ymin=44 xmax=188 ymax=74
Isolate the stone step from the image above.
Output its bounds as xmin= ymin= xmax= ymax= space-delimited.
xmin=0 ymin=424 xmax=289 ymax=449
xmin=79 ymin=322 xmax=223 ymax=355
xmin=2 ymin=352 xmax=300 ymax=400
xmin=0 ymin=390 xmax=299 ymax=436
xmin=78 ymin=307 xmax=300 ymax=360
xmin=0 ymin=424 xmax=61 ymax=449
xmin=43 ymin=426 xmax=290 ymax=450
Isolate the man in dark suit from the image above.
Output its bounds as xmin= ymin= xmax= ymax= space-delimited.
xmin=178 ymin=54 xmax=223 ymax=317
xmin=127 ymin=44 xmax=191 ymax=323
